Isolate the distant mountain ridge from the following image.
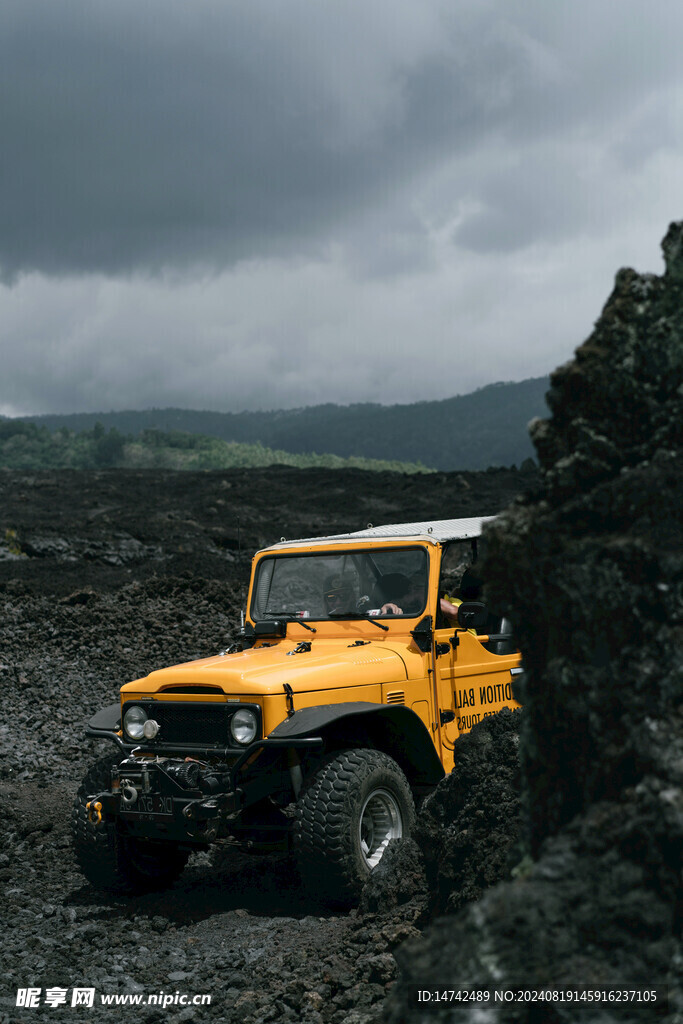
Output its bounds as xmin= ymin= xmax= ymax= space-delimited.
xmin=14 ymin=377 xmax=549 ymax=470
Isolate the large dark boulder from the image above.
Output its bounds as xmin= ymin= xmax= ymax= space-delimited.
xmin=414 ymin=708 xmax=522 ymax=915
xmin=387 ymin=224 xmax=683 ymax=1021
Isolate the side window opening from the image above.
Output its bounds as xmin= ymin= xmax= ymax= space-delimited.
xmin=436 ymin=540 xmax=478 ymax=629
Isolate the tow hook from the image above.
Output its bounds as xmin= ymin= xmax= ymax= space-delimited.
xmin=120 ymin=779 xmax=139 ymax=807
xmin=86 ymin=801 xmax=103 ymax=825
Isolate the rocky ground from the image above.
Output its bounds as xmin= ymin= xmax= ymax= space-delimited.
xmin=0 ymin=464 xmax=529 ymax=1023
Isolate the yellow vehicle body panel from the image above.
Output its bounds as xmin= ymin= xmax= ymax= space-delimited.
xmin=122 ymin=638 xmax=409 ymax=697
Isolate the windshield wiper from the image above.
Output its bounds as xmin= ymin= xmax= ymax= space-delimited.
xmin=328 ymin=611 xmax=388 ymax=632
xmin=264 ymin=611 xmax=317 ymax=633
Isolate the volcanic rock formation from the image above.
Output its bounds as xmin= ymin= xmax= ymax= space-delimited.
xmin=388 ymin=223 xmax=683 ymax=1021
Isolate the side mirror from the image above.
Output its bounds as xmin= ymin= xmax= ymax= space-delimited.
xmin=457 ymin=601 xmax=488 ymax=631
xmin=253 ymin=620 xmax=287 ymax=638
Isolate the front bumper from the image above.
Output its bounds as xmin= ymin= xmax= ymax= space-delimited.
xmin=87 ymin=737 xmax=323 ymax=843
xmin=89 ymin=758 xmax=235 ymax=842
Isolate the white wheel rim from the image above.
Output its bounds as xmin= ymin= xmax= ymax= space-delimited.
xmin=358 ymin=788 xmax=402 ymax=869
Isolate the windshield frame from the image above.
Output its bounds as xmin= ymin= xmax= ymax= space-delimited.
xmin=248 ymin=543 xmax=432 ymax=625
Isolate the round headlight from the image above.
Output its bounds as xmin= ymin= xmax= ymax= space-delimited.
xmin=124 ymin=706 xmax=148 ymax=740
xmin=142 ymin=719 xmax=159 ymax=740
xmin=230 ymin=708 xmax=258 ymax=746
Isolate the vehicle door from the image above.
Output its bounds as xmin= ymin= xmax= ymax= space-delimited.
xmin=433 ymin=625 xmax=521 ymax=772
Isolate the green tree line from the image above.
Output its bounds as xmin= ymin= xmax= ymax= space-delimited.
xmin=0 ymin=421 xmax=432 ymax=474
xmin=10 ymin=376 xmax=549 ymax=471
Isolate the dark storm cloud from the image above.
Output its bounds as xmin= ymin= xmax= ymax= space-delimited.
xmin=0 ymin=0 xmax=457 ymax=277
xmin=2 ymin=1 xmax=683 ymax=418
xmin=4 ymin=0 xmax=682 ymax=280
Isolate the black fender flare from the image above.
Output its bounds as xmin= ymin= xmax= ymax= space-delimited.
xmin=88 ymin=704 xmax=121 ymax=732
xmin=269 ymin=702 xmax=445 ymax=787
xmin=85 ymin=703 xmax=129 ymax=751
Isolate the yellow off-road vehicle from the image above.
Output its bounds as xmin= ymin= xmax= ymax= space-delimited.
xmin=73 ymin=518 xmax=521 ymax=901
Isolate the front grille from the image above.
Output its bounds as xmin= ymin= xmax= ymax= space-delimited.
xmin=150 ymin=703 xmax=226 ymax=744
xmin=123 ymin=701 xmax=258 ymax=747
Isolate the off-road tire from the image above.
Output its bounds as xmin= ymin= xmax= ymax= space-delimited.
xmin=293 ymin=748 xmax=415 ymax=903
xmin=72 ymin=756 xmax=189 ymax=894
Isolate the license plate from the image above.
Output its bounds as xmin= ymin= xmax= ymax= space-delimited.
xmin=121 ymin=794 xmax=174 ymax=818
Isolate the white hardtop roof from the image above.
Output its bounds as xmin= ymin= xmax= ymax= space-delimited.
xmin=265 ymin=516 xmax=495 ymax=551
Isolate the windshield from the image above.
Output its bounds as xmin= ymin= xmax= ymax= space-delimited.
xmin=251 ymin=547 xmax=429 ymax=622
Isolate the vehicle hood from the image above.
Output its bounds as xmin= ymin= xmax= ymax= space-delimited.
xmin=122 ymin=639 xmax=411 ymax=696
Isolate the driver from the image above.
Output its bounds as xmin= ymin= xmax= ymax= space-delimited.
xmin=377 ymin=572 xmax=425 ymax=615
xmin=365 ymin=572 xmax=416 ymax=616
xmin=323 ymin=573 xmax=357 ymax=615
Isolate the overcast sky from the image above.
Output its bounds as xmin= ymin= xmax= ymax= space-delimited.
xmin=2 ymin=0 xmax=682 ymax=417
